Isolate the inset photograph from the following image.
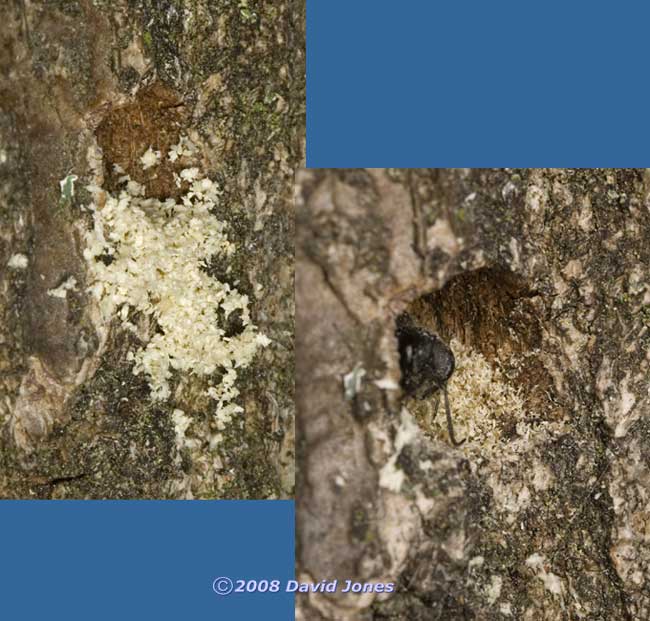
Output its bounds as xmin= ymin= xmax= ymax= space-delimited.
xmin=0 ymin=1 xmax=303 ymax=499
xmin=296 ymin=169 xmax=649 ymax=619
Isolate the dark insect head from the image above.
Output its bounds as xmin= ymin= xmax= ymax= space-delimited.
xmin=396 ymin=321 xmax=465 ymax=447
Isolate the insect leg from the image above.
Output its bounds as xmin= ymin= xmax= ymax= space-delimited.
xmin=443 ymin=384 xmax=465 ymax=447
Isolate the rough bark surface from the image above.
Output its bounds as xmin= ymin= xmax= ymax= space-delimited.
xmin=0 ymin=0 xmax=302 ymax=499
xmin=296 ymin=169 xmax=650 ymax=620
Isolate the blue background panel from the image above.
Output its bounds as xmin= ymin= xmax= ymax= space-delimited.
xmin=307 ymin=1 xmax=649 ymax=168
xmin=0 ymin=501 xmax=294 ymax=620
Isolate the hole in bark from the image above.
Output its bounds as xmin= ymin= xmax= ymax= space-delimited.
xmin=399 ymin=267 xmax=560 ymax=452
xmin=220 ymin=308 xmax=245 ymax=338
xmin=95 ymin=82 xmax=188 ymax=200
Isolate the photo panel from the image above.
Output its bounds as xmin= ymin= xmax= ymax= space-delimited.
xmin=296 ymin=168 xmax=648 ymax=620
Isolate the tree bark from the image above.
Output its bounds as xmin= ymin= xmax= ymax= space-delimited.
xmin=296 ymin=169 xmax=650 ymax=620
xmin=0 ymin=0 xmax=302 ymax=499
